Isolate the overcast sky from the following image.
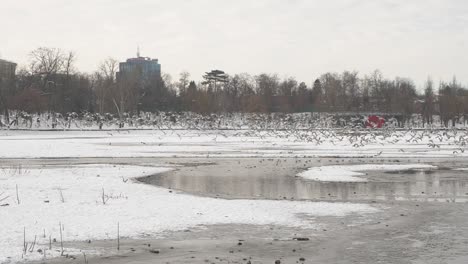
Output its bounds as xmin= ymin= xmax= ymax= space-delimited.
xmin=1 ymin=0 xmax=467 ymax=88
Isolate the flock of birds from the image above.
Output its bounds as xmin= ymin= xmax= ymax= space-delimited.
xmin=2 ymin=111 xmax=468 ymax=155
xmin=224 ymin=127 xmax=468 ymax=155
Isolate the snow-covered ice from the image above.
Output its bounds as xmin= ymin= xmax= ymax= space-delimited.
xmin=0 ymin=130 xmax=467 ymax=159
xmin=297 ymin=164 xmax=438 ymax=182
xmin=0 ymin=164 xmax=377 ymax=263
xmin=0 ymin=128 xmax=463 ymax=262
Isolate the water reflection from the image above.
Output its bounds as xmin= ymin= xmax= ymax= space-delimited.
xmin=141 ymin=166 xmax=468 ymax=203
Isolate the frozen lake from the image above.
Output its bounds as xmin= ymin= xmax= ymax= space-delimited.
xmin=1 ymin=130 xmax=468 ymax=264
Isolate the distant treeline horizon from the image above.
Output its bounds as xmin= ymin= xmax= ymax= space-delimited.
xmin=0 ymin=47 xmax=467 ymax=127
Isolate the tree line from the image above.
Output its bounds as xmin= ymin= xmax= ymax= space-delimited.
xmin=1 ymin=47 xmax=468 ymax=126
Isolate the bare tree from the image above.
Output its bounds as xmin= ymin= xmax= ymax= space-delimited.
xmin=64 ymin=51 xmax=76 ymax=76
xmin=293 ymin=82 xmax=310 ymax=112
xmin=27 ymin=47 xmax=81 ymax=113
xmin=311 ymin=79 xmax=323 ymax=109
xmin=99 ymin=57 xmax=118 ymax=82
xmin=438 ymin=77 xmax=466 ymax=127
xmin=320 ymin=73 xmax=343 ymax=111
xmin=177 ymin=71 xmax=190 ymax=96
xmin=255 ymin=73 xmax=279 ymax=112
xmin=394 ymin=77 xmax=417 ymax=124
xmin=95 ymin=58 xmax=118 ymax=113
xmin=423 ymin=77 xmax=435 ymax=126
xmin=278 ymin=77 xmax=297 ymax=97
xmin=29 ymin=47 xmax=66 ymax=90
xmin=342 ymin=71 xmax=360 ymax=111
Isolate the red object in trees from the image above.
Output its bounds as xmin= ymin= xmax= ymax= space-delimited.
xmin=366 ymin=115 xmax=385 ymax=128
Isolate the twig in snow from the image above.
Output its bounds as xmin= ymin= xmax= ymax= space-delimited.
xmin=29 ymin=235 xmax=37 ymax=253
xmin=83 ymin=252 xmax=88 ymax=264
xmin=59 ymin=222 xmax=64 ymax=256
xmin=117 ymin=222 xmax=120 ymax=251
xmin=23 ymin=227 xmax=26 ymax=255
xmin=0 ymin=195 xmax=9 ymax=203
xmin=101 ymin=188 xmax=110 ymax=205
xmin=59 ymin=189 xmax=65 ymax=203
xmin=16 ymin=184 xmax=20 ymax=204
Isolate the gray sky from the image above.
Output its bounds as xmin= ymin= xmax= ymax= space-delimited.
xmin=2 ymin=0 xmax=467 ymax=88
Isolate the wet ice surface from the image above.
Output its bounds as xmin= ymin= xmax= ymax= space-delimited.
xmin=140 ymin=158 xmax=468 ymax=203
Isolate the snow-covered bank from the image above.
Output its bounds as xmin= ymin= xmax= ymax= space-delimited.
xmin=0 ymin=164 xmax=377 ymax=263
xmin=297 ymin=164 xmax=438 ymax=182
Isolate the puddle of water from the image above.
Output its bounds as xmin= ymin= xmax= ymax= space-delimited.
xmin=139 ymin=159 xmax=468 ymax=203
xmin=384 ymin=169 xmax=437 ymax=175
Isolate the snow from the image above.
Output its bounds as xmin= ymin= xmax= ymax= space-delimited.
xmin=0 ymin=129 xmax=467 ymax=159
xmin=0 ymin=164 xmax=377 ymax=263
xmin=0 ymin=128 xmax=464 ymax=262
xmin=297 ymin=164 xmax=438 ymax=182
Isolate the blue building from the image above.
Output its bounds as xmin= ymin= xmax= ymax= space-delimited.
xmin=116 ymin=51 xmax=161 ymax=82
xmin=0 ymin=59 xmax=16 ymax=82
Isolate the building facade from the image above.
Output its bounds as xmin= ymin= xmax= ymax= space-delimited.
xmin=115 ymin=52 xmax=163 ymax=113
xmin=0 ymin=59 xmax=16 ymax=120
xmin=0 ymin=59 xmax=17 ymax=82
xmin=116 ymin=53 xmax=161 ymax=82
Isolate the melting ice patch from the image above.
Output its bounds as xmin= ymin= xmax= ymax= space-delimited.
xmin=297 ymin=164 xmax=437 ymax=182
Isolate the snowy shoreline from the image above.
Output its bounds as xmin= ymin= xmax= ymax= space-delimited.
xmin=0 ymin=164 xmax=377 ymax=263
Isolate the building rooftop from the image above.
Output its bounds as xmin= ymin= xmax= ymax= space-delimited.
xmin=0 ymin=58 xmax=17 ymax=65
xmin=125 ymin=56 xmax=159 ymax=63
